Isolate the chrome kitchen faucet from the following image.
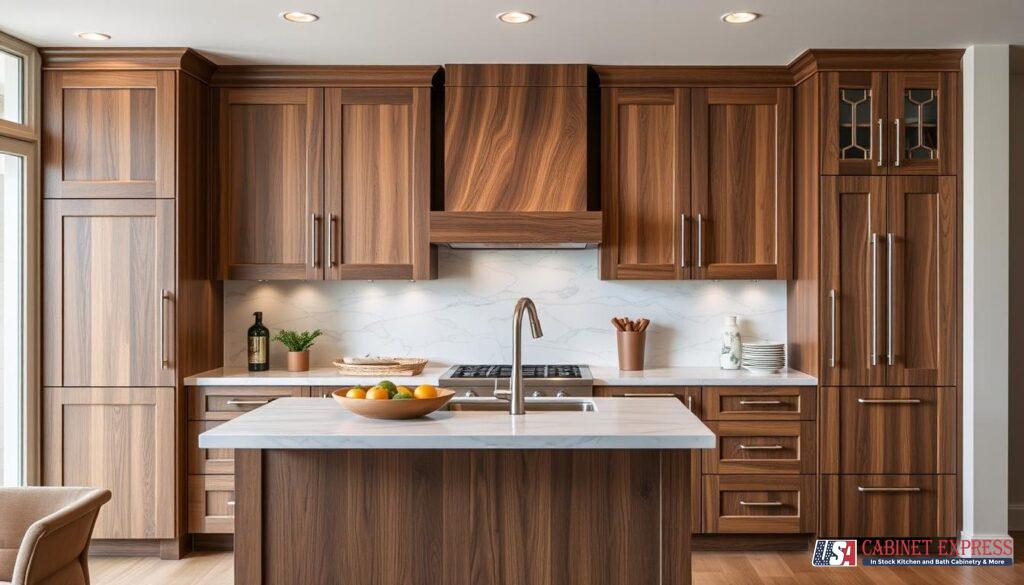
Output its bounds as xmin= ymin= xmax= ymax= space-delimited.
xmin=495 ymin=297 xmax=544 ymax=414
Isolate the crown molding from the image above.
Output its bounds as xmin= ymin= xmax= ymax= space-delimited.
xmin=789 ymin=49 xmax=964 ymax=84
xmin=40 ymin=47 xmax=216 ymax=82
xmin=211 ymin=65 xmax=442 ymax=88
xmin=593 ymin=65 xmax=792 ymax=87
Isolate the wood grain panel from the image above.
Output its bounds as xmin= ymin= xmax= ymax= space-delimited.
xmin=445 ymin=64 xmax=587 ymax=87
xmin=692 ymin=87 xmax=792 ymax=279
xmin=820 ymin=176 xmax=886 ymax=386
xmin=704 ymin=475 xmax=816 ymax=534
xmin=703 ymin=421 xmax=815 ymax=475
xmin=444 ymin=84 xmax=588 ymax=212
xmin=237 ymin=449 xmax=691 ymax=585
xmin=187 ymin=474 xmax=234 ymax=534
xmin=600 ymin=88 xmax=690 ymax=279
xmin=702 ymin=386 xmax=815 ymax=421
xmin=821 ymin=71 xmax=888 ymax=175
xmin=594 ymin=66 xmax=793 ymax=88
xmin=211 ymin=65 xmax=440 ymax=88
xmin=325 ymin=87 xmax=435 ymax=280
xmin=218 ymin=87 xmax=323 ymax=280
xmin=43 ymin=199 xmax=175 ymax=387
xmin=887 ymin=72 xmax=958 ymax=175
xmin=819 ymin=474 xmax=957 ymax=537
xmin=887 ymin=176 xmax=957 ymax=386
xmin=42 ymin=387 xmax=175 ymax=539
xmin=43 ymin=70 xmax=175 ymax=198
xmin=819 ymin=387 xmax=956 ymax=475
xmin=188 ymin=420 xmax=233 ymax=475
xmin=188 ymin=386 xmax=307 ymax=421
xmin=428 ymin=211 xmax=602 ymax=244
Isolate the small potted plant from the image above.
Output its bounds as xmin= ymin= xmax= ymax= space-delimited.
xmin=273 ymin=329 xmax=323 ymax=372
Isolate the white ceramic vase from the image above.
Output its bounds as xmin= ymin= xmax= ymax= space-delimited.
xmin=720 ymin=315 xmax=742 ymax=370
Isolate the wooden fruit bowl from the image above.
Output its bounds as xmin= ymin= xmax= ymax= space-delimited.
xmin=331 ymin=388 xmax=456 ymax=420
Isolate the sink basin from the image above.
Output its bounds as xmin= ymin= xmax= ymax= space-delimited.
xmin=443 ymin=398 xmax=597 ymax=412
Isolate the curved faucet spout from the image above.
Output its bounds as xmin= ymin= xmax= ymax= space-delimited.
xmin=510 ymin=297 xmax=543 ymax=415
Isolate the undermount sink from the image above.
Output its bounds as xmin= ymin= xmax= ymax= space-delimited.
xmin=444 ymin=398 xmax=597 ymax=413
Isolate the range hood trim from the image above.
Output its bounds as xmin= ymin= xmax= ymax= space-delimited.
xmin=429 ymin=211 xmax=603 ymax=246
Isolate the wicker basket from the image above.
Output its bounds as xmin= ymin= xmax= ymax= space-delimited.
xmin=332 ymin=358 xmax=429 ymax=376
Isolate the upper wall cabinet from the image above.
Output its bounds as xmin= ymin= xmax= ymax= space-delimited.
xmin=691 ymin=88 xmax=793 ymax=280
xmin=218 ymin=88 xmax=324 ymax=280
xmin=821 ymin=71 xmax=958 ymax=176
xmin=43 ymin=70 xmax=176 ymax=198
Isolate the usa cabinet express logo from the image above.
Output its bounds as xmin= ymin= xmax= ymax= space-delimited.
xmin=813 ymin=538 xmax=1015 ymax=567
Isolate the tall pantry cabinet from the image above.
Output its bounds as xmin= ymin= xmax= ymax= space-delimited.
xmin=40 ymin=49 xmax=222 ymax=557
xmin=788 ymin=50 xmax=962 ymax=538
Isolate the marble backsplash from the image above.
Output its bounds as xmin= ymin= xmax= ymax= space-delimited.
xmin=223 ymin=249 xmax=787 ymax=368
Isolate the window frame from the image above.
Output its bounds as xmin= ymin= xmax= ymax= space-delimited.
xmin=0 ymin=31 xmax=40 ymax=142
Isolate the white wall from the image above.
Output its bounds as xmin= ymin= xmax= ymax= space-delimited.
xmin=962 ymin=44 xmax=1010 ymax=539
xmin=223 ymin=249 xmax=788 ymax=368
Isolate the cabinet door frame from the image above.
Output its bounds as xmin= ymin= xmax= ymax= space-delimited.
xmin=324 ymin=87 xmax=433 ymax=280
xmin=887 ymin=72 xmax=958 ymax=175
xmin=42 ymin=386 xmax=176 ymax=538
xmin=821 ymin=71 xmax=888 ymax=175
xmin=43 ymin=198 xmax=176 ymax=387
xmin=218 ymin=87 xmax=324 ymax=280
xmin=691 ymin=87 xmax=793 ymax=280
xmin=43 ymin=70 xmax=176 ymax=199
xmin=600 ymin=87 xmax=691 ymax=280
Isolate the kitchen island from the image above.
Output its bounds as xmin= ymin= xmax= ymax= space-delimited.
xmin=200 ymin=396 xmax=714 ymax=585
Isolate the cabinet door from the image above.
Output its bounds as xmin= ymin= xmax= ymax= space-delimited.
xmin=43 ymin=70 xmax=175 ymax=198
xmin=692 ymin=88 xmax=792 ymax=279
xmin=820 ymin=474 xmax=957 ymax=537
xmin=44 ymin=199 xmax=175 ymax=387
xmin=219 ymin=88 xmax=324 ymax=280
xmin=820 ymin=176 xmax=887 ymax=386
xmin=600 ymin=88 xmax=690 ymax=279
xmin=821 ymin=72 xmax=887 ymax=175
xmin=886 ymin=176 xmax=957 ymax=385
xmin=324 ymin=88 xmax=434 ymax=280
xmin=43 ymin=387 xmax=175 ymax=539
xmin=888 ymin=72 xmax=958 ymax=175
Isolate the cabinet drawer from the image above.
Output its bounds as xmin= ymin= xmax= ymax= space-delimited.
xmin=188 ymin=474 xmax=235 ymax=534
xmin=820 ymin=387 xmax=956 ymax=474
xmin=703 ymin=421 xmax=815 ymax=474
xmin=594 ymin=386 xmax=700 ymax=415
xmin=703 ymin=387 xmax=815 ymax=420
xmin=188 ymin=420 xmax=233 ymax=475
xmin=189 ymin=386 xmax=308 ymax=420
xmin=820 ymin=475 xmax=957 ymax=537
xmin=703 ymin=475 xmax=816 ymax=533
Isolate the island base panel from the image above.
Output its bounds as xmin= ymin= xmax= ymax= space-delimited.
xmin=235 ymin=448 xmax=692 ymax=585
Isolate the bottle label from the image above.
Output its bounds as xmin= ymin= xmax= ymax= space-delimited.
xmin=248 ymin=336 xmax=267 ymax=364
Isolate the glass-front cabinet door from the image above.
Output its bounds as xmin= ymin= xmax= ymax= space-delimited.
xmin=822 ymin=72 xmax=887 ymax=175
xmin=887 ymin=72 xmax=957 ymax=175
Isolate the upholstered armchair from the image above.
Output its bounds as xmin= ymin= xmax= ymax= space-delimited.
xmin=0 ymin=487 xmax=111 ymax=585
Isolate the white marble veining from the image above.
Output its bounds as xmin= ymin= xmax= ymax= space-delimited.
xmin=184 ymin=366 xmax=447 ymax=387
xmin=224 ymin=249 xmax=787 ymax=368
xmin=198 ymin=396 xmax=716 ymax=450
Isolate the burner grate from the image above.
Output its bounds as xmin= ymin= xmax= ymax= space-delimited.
xmin=450 ymin=364 xmax=582 ymax=379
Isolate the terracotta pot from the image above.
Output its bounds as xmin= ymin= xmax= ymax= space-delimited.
xmin=616 ymin=330 xmax=647 ymax=371
xmin=286 ymin=350 xmax=310 ymax=372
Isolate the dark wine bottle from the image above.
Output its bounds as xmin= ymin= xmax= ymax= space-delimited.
xmin=247 ymin=311 xmax=270 ymax=371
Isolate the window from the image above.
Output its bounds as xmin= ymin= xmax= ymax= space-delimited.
xmin=0 ymin=50 xmax=23 ymax=125
xmin=0 ymin=146 xmax=24 ymax=485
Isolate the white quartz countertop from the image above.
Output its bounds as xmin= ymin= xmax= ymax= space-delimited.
xmin=198 ymin=396 xmax=716 ymax=450
xmin=185 ymin=366 xmax=816 ymax=387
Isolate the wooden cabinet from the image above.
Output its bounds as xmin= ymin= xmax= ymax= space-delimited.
xmin=704 ymin=475 xmax=816 ymax=534
xmin=43 ymin=70 xmax=176 ymax=198
xmin=702 ymin=386 xmax=815 ymax=420
xmin=702 ymin=421 xmax=816 ymax=475
xmin=820 ymin=474 xmax=957 ymax=537
xmin=821 ymin=175 xmax=956 ymax=386
xmin=43 ymin=198 xmax=176 ymax=387
xmin=218 ymin=88 xmax=324 ymax=280
xmin=600 ymin=88 xmax=690 ymax=279
xmin=821 ymin=71 xmax=958 ymax=176
xmin=691 ymin=87 xmax=792 ymax=280
xmin=324 ymin=88 xmax=434 ymax=280
xmin=187 ymin=474 xmax=235 ymax=534
xmin=43 ymin=387 xmax=176 ymax=539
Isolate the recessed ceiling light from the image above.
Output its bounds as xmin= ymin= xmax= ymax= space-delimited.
xmin=497 ymin=11 xmax=535 ymax=24
xmin=721 ymin=11 xmax=759 ymax=24
xmin=281 ymin=11 xmax=319 ymax=23
xmin=76 ymin=32 xmax=111 ymax=41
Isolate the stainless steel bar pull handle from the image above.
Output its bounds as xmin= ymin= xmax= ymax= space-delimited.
xmin=226 ymin=399 xmax=273 ymax=406
xmin=622 ymin=393 xmax=675 ymax=398
xmin=160 ymin=290 xmax=171 ymax=369
xmin=328 ymin=214 xmax=337 ymax=267
xmin=828 ymin=289 xmax=837 ymax=368
xmin=739 ymin=501 xmax=783 ymax=507
xmin=696 ymin=213 xmax=703 ymax=268
xmin=227 ymin=501 xmax=236 ymax=507
xmin=876 ymin=117 xmax=884 ymax=167
xmin=894 ymin=118 xmax=901 ymax=167
xmin=310 ymin=213 xmax=320 ymax=268
xmin=886 ymin=233 xmax=894 ymax=366
xmin=739 ymin=400 xmax=783 ymax=406
xmin=857 ymin=398 xmax=922 ymax=405
xmin=857 ymin=486 xmax=920 ymax=493
xmin=870 ymin=233 xmax=878 ymax=366
xmin=687 ymin=395 xmax=694 ymax=412
xmin=738 ymin=444 xmax=784 ymax=450
xmin=680 ymin=213 xmax=687 ymax=268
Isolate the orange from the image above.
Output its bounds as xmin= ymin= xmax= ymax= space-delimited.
xmin=345 ymin=387 xmax=366 ymax=399
xmin=413 ymin=384 xmax=438 ymax=399
xmin=366 ymin=387 xmax=390 ymax=400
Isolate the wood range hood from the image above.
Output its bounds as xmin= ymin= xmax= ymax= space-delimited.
xmin=430 ymin=64 xmax=602 ymax=248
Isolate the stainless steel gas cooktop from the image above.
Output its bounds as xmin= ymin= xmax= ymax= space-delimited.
xmin=439 ymin=364 xmax=594 ymax=398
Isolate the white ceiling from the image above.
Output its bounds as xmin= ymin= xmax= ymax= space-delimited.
xmin=3 ymin=0 xmax=1023 ymax=66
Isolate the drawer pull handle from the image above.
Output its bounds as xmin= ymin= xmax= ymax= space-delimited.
xmin=621 ymin=393 xmax=675 ymax=398
xmin=857 ymin=486 xmax=921 ymax=493
xmin=227 ymin=501 xmax=236 ymax=506
xmin=856 ymin=398 xmax=921 ymax=405
xmin=738 ymin=400 xmax=783 ymax=406
xmin=739 ymin=500 xmax=783 ymax=507
xmin=226 ymin=399 xmax=273 ymax=406
xmin=738 ymin=444 xmax=784 ymax=450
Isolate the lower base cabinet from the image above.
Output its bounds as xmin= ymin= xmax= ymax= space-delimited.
xmin=43 ymin=387 xmax=176 ymax=539
xmin=704 ymin=475 xmax=817 ymax=533
xmin=819 ymin=474 xmax=957 ymax=537
xmin=188 ymin=474 xmax=235 ymax=534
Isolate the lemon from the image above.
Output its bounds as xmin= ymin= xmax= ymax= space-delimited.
xmin=413 ymin=385 xmax=438 ymax=399
xmin=345 ymin=388 xmax=366 ymax=399
xmin=366 ymin=387 xmax=390 ymax=400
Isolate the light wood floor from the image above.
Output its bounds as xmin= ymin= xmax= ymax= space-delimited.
xmin=90 ymin=549 xmax=1024 ymax=585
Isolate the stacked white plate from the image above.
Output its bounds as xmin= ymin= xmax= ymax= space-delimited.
xmin=741 ymin=342 xmax=786 ymax=373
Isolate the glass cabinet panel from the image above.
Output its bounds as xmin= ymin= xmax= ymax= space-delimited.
xmin=838 ymin=88 xmax=871 ymax=160
xmin=902 ymin=88 xmax=938 ymax=160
